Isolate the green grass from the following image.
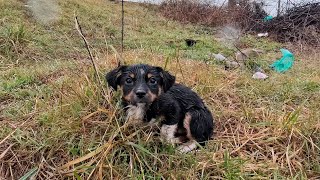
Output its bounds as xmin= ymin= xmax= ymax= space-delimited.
xmin=0 ymin=0 xmax=319 ymax=179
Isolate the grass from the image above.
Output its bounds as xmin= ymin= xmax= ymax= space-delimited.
xmin=0 ymin=0 xmax=320 ymax=179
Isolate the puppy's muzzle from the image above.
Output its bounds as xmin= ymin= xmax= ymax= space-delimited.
xmin=132 ymin=86 xmax=150 ymax=104
xmin=135 ymin=89 xmax=146 ymax=99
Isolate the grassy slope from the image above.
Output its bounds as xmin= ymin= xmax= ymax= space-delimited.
xmin=0 ymin=0 xmax=319 ymax=179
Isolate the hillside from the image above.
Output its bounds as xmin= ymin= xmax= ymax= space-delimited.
xmin=0 ymin=0 xmax=319 ymax=179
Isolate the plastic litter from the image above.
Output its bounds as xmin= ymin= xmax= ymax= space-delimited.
xmin=211 ymin=53 xmax=226 ymax=61
xmin=257 ymin=32 xmax=268 ymax=37
xmin=263 ymin=15 xmax=273 ymax=22
xmin=252 ymin=72 xmax=268 ymax=79
xmin=270 ymin=49 xmax=295 ymax=73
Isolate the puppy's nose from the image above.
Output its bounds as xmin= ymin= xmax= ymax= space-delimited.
xmin=136 ymin=90 xmax=146 ymax=98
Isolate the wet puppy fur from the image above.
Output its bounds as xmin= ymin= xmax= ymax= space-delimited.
xmin=106 ymin=64 xmax=214 ymax=152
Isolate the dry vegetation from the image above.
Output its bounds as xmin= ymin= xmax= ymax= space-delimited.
xmin=247 ymin=2 xmax=320 ymax=46
xmin=159 ymin=0 xmax=262 ymax=29
xmin=0 ymin=0 xmax=320 ymax=179
xmin=159 ymin=0 xmax=320 ymax=46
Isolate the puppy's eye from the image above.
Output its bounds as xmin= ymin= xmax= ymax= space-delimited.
xmin=149 ymin=77 xmax=157 ymax=85
xmin=125 ymin=78 xmax=133 ymax=85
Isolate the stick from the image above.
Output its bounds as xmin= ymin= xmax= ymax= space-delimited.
xmin=232 ymin=44 xmax=244 ymax=64
xmin=121 ymin=0 xmax=124 ymax=66
xmin=233 ymin=44 xmax=248 ymax=60
xmin=75 ymin=16 xmax=100 ymax=80
xmin=74 ymin=16 xmax=107 ymax=97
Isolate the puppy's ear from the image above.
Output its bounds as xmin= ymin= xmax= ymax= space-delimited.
xmin=156 ymin=67 xmax=175 ymax=92
xmin=106 ymin=66 xmax=127 ymax=91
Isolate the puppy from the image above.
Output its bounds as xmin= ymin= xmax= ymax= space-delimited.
xmin=106 ymin=64 xmax=214 ymax=152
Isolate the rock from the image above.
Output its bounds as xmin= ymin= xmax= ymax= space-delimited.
xmin=235 ymin=48 xmax=265 ymax=61
xmin=225 ymin=60 xmax=240 ymax=69
xmin=210 ymin=53 xmax=226 ymax=61
xmin=252 ymin=72 xmax=268 ymax=79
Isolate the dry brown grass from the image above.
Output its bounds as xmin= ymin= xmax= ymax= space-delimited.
xmin=158 ymin=0 xmax=258 ymax=28
xmin=1 ymin=0 xmax=320 ymax=179
xmin=69 ymin=51 xmax=319 ymax=178
xmin=1 ymin=48 xmax=320 ymax=179
xmin=159 ymin=0 xmax=222 ymax=26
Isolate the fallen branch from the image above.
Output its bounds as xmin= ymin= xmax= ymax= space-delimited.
xmin=74 ymin=16 xmax=107 ymax=97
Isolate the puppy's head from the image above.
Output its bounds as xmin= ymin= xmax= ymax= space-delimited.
xmin=106 ymin=64 xmax=175 ymax=105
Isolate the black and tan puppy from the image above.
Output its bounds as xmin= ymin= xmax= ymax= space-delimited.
xmin=106 ymin=64 xmax=214 ymax=152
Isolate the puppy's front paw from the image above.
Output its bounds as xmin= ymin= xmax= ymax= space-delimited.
xmin=177 ymin=141 xmax=197 ymax=153
xmin=160 ymin=124 xmax=180 ymax=144
xmin=168 ymin=137 xmax=181 ymax=145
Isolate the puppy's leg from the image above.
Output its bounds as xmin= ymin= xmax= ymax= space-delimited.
xmin=148 ymin=118 xmax=157 ymax=125
xmin=176 ymin=113 xmax=197 ymax=153
xmin=160 ymin=124 xmax=180 ymax=144
xmin=187 ymin=108 xmax=214 ymax=146
xmin=147 ymin=118 xmax=161 ymax=132
xmin=155 ymin=94 xmax=182 ymax=145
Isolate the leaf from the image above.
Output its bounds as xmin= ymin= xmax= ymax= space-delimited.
xmin=59 ymin=142 xmax=113 ymax=169
xmin=19 ymin=167 xmax=38 ymax=180
xmin=73 ymin=171 xmax=82 ymax=180
xmin=0 ymin=144 xmax=13 ymax=160
xmin=125 ymin=142 xmax=162 ymax=163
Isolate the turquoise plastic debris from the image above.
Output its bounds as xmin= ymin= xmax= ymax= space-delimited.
xmin=270 ymin=49 xmax=295 ymax=73
xmin=263 ymin=15 xmax=273 ymax=22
